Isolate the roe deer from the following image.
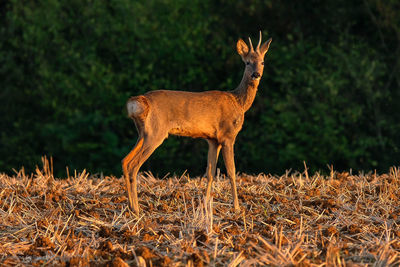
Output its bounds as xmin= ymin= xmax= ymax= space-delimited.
xmin=122 ymin=31 xmax=272 ymax=215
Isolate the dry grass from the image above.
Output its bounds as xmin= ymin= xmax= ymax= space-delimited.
xmin=1 ymin=158 xmax=400 ymax=266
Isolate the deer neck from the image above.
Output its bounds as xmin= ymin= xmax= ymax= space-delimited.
xmin=232 ymin=74 xmax=260 ymax=112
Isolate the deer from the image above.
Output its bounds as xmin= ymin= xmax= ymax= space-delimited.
xmin=122 ymin=31 xmax=272 ymax=215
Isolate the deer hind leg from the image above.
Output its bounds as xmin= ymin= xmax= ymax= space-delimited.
xmin=222 ymin=141 xmax=240 ymax=212
xmin=123 ymin=95 xmax=155 ymax=215
xmin=123 ymin=133 xmax=166 ymax=215
xmin=122 ymin=137 xmax=144 ymax=213
xmin=205 ymin=139 xmax=221 ymax=204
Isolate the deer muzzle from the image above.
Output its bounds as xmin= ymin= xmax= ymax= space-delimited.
xmin=251 ymin=72 xmax=261 ymax=80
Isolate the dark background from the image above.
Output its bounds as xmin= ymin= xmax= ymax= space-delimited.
xmin=1 ymin=0 xmax=399 ymax=177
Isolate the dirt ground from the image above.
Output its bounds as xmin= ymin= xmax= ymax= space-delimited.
xmin=1 ymin=159 xmax=399 ymax=266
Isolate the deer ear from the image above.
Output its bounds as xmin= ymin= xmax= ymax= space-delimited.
xmin=236 ymin=39 xmax=249 ymax=58
xmin=260 ymin=38 xmax=272 ymax=56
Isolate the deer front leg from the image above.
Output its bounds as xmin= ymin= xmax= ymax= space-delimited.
xmin=205 ymin=139 xmax=221 ymax=204
xmin=222 ymin=141 xmax=240 ymax=212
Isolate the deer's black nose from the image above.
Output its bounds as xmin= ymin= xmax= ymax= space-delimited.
xmin=251 ymin=72 xmax=261 ymax=79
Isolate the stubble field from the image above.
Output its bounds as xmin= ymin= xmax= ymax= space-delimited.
xmin=1 ymin=158 xmax=400 ymax=266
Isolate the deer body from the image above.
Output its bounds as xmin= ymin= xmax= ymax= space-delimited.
xmin=123 ymin=32 xmax=272 ymax=215
xmin=129 ymin=90 xmax=244 ymax=140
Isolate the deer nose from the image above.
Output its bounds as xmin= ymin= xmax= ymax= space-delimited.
xmin=251 ymin=72 xmax=261 ymax=79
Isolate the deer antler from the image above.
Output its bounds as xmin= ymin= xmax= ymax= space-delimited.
xmin=248 ymin=37 xmax=254 ymax=52
xmin=256 ymin=31 xmax=262 ymax=52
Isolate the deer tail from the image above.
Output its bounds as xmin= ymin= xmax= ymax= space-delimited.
xmin=126 ymin=95 xmax=149 ymax=119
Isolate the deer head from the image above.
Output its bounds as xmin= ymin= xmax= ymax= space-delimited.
xmin=236 ymin=31 xmax=272 ymax=81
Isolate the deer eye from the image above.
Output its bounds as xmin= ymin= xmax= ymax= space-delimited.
xmin=261 ymin=62 xmax=264 ymax=65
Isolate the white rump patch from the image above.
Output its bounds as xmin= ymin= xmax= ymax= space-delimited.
xmin=127 ymin=100 xmax=144 ymax=116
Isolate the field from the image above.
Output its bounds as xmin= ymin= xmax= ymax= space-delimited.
xmin=1 ymin=159 xmax=399 ymax=266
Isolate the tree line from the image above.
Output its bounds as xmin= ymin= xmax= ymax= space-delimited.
xmin=1 ymin=0 xmax=399 ymax=176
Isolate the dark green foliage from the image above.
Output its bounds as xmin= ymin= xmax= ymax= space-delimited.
xmin=1 ymin=0 xmax=399 ymax=176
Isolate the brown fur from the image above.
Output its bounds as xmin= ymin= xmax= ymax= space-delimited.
xmin=122 ymin=32 xmax=272 ymax=215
